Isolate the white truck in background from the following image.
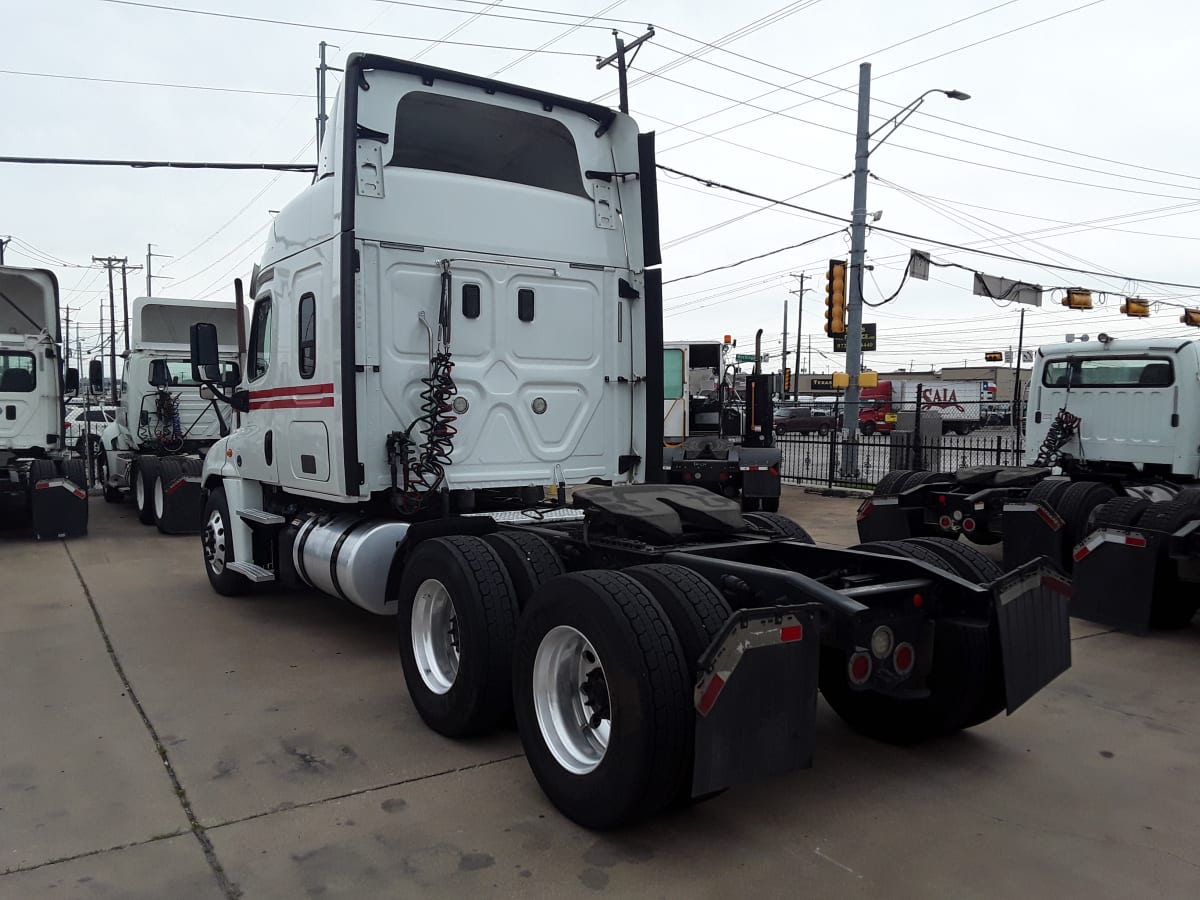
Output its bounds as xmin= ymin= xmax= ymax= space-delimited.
xmin=0 ymin=264 xmax=86 ymax=538
xmin=859 ymin=378 xmax=997 ymax=436
xmin=99 ymin=296 xmax=241 ymax=533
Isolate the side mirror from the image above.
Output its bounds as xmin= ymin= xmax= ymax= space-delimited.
xmin=189 ymin=322 xmax=221 ymax=382
xmin=88 ymin=359 xmax=105 ymax=393
xmin=199 ymin=384 xmax=217 ymax=401
xmin=65 ymin=367 xmax=79 ymax=394
xmin=149 ymin=359 xmax=170 ymax=388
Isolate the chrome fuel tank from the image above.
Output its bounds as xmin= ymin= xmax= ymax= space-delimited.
xmin=293 ymin=514 xmax=410 ymax=615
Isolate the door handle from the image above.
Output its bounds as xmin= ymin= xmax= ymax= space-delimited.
xmin=264 ymin=429 xmax=274 ymax=466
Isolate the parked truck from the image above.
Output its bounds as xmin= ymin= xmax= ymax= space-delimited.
xmin=859 ymin=335 xmax=1200 ymax=629
xmin=0 ymin=265 xmax=86 ymax=538
xmin=662 ymin=340 xmax=781 ymax=511
xmin=859 ymin=379 xmax=997 ymax=436
xmin=186 ymin=53 xmax=1070 ymax=828
xmin=99 ymin=296 xmax=241 ymax=533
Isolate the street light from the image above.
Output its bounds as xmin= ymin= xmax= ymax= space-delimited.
xmin=840 ymin=64 xmax=969 ymax=475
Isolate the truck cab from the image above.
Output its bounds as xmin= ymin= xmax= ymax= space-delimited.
xmin=0 ymin=266 xmax=64 ymax=464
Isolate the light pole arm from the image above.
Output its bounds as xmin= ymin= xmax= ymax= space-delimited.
xmin=868 ymin=92 xmax=935 ymax=154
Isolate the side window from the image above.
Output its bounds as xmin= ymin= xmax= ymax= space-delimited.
xmin=248 ymin=296 xmax=273 ymax=382
xmin=298 ymin=293 xmax=316 ymax=379
xmin=663 ymin=349 xmax=684 ymax=400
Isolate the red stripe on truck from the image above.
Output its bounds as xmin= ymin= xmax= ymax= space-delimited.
xmin=249 ymin=397 xmax=335 ymax=411
xmin=248 ymin=382 xmax=334 ymax=399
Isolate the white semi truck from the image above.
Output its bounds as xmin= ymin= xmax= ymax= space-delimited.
xmin=860 ymin=335 xmax=1200 ymax=629
xmin=0 ymin=265 xmax=86 ymax=538
xmin=187 ymin=53 xmax=1070 ymax=828
xmin=99 ymin=296 xmax=240 ymax=533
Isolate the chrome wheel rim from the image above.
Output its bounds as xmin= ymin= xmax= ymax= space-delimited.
xmin=532 ymin=625 xmax=610 ymax=775
xmin=154 ymin=478 xmax=165 ymax=521
xmin=411 ymin=579 xmax=460 ymax=695
xmin=203 ymin=509 xmax=226 ymax=574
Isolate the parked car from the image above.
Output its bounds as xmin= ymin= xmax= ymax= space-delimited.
xmin=64 ymin=404 xmax=116 ymax=459
xmin=773 ymin=405 xmax=836 ymax=435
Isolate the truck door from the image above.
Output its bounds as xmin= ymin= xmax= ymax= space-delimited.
xmin=663 ymin=346 xmax=687 ymax=442
xmin=0 ymin=347 xmax=50 ymax=451
xmin=234 ymin=291 xmax=279 ymax=484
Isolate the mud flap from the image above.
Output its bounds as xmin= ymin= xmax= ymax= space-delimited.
xmin=158 ymin=476 xmax=203 ymax=535
xmin=691 ymin=605 xmax=819 ymax=798
xmin=855 ymin=496 xmax=918 ymax=542
xmin=30 ymin=478 xmax=89 ymax=540
xmin=992 ymin=560 xmax=1072 ymax=713
xmin=1001 ymin=499 xmax=1065 ymax=571
xmin=1071 ymin=527 xmax=1160 ymax=630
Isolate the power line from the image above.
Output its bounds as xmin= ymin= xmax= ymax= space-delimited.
xmin=0 ymin=68 xmax=311 ymax=98
xmin=490 ymin=1 xmax=629 ymax=78
xmin=373 ymin=0 xmax=649 ymax=27
xmin=655 ymin=163 xmax=1200 ymax=291
xmin=0 ymin=156 xmax=315 ymax=172
xmin=371 ymin=0 xmax=617 ymax=32
xmin=98 ymin=0 xmax=597 ymax=57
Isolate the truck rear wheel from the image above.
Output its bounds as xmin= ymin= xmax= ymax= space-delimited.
xmin=852 ymin=539 xmax=957 ymax=575
xmin=1091 ymin=497 xmax=1151 ymax=529
xmin=513 ymin=570 xmax=689 ymax=828
xmin=482 ymin=531 xmax=565 ymax=611
xmin=1056 ymin=481 xmax=1118 ymax=564
xmin=153 ymin=458 xmax=185 ymax=532
xmin=1137 ymin=501 xmax=1200 ymax=629
xmin=874 ymin=469 xmax=918 ymax=495
xmin=201 ymin=484 xmax=251 ymax=597
xmin=743 ymin=511 xmax=815 ymax=543
xmin=133 ymin=457 xmax=161 ymax=525
xmin=902 ymin=536 xmax=1004 ymax=583
xmin=820 ymin=617 xmax=1002 ymax=744
xmin=396 ymin=536 xmax=518 ymax=737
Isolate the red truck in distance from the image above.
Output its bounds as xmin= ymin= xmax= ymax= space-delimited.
xmin=859 ymin=379 xmax=997 ymax=436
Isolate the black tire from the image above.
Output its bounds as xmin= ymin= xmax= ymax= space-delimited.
xmin=513 ymin=570 xmax=689 ymax=829
xmin=740 ymin=495 xmax=761 ymax=513
xmin=1056 ymin=481 xmax=1118 ymax=561
xmin=860 ymin=422 xmax=876 ymax=437
xmin=622 ymin=564 xmax=732 ymax=806
xmin=820 ymin=617 xmax=1003 ymax=744
xmin=133 ymin=456 xmax=161 ymax=525
xmin=1026 ymin=477 xmax=1071 ymax=511
xmin=103 ymin=483 xmax=124 ymax=503
xmin=1137 ymin=501 xmax=1200 ymax=629
xmin=201 ymin=484 xmax=251 ymax=597
xmin=759 ymin=496 xmax=781 ymax=513
xmin=903 ymin=536 xmax=1005 ymax=583
xmin=818 ymin=424 xmax=831 ymax=436
xmin=874 ymin=469 xmax=918 ymax=496
xmin=154 ymin=458 xmax=187 ymax=534
xmin=75 ymin=435 xmax=105 ymax=482
xmin=743 ymin=511 xmax=815 ymax=543
xmin=28 ymin=458 xmax=58 ymax=483
xmin=1173 ymin=486 xmax=1200 ymax=506
xmin=851 ymin=539 xmax=959 ymax=576
xmin=482 ymin=531 xmax=565 ymax=611
xmin=907 ymin=471 xmax=955 ymax=488
xmin=396 ymin=536 xmax=518 ymax=737
xmin=62 ymin=458 xmax=87 ymax=490
xmin=1091 ymin=497 xmax=1151 ymax=529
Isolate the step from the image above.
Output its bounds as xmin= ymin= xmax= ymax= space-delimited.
xmin=227 ymin=561 xmax=276 ymax=583
xmin=237 ymin=508 xmax=286 ymax=526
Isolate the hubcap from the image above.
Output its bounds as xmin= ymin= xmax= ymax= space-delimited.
xmin=532 ymin=625 xmax=611 ymax=775
xmin=411 ymin=579 xmax=460 ymax=695
xmin=203 ymin=509 xmax=226 ymax=574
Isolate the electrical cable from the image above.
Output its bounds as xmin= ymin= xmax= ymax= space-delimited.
xmin=662 ymin=229 xmax=845 ymax=285
xmin=0 ymin=68 xmax=311 ymax=98
xmin=0 ymin=156 xmax=315 ymax=172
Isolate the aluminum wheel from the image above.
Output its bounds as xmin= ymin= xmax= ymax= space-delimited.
xmin=203 ymin=509 xmax=227 ymax=575
xmin=135 ymin=469 xmax=146 ymax=511
xmin=532 ymin=625 xmax=611 ymax=775
xmin=154 ymin=477 xmax=165 ymax=521
xmin=411 ymin=578 xmax=460 ymax=695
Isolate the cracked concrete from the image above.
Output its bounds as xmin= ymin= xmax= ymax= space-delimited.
xmin=3 ymin=488 xmax=1199 ymax=898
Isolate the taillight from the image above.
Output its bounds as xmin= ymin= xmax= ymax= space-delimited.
xmin=848 ymin=652 xmax=872 ymax=685
xmin=893 ymin=642 xmax=915 ymax=676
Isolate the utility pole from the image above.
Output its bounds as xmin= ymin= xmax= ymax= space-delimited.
xmin=841 ymin=63 xmax=872 ymax=476
xmin=596 ymin=27 xmax=656 ymax=114
xmin=0 ymin=236 xmax=9 ymax=265
xmin=315 ymin=41 xmax=343 ymax=162
xmin=1014 ymin=307 xmax=1026 ymax=459
xmin=790 ymin=272 xmax=809 ymax=400
xmin=146 ymin=243 xmax=172 ymax=296
xmin=92 ymin=256 xmax=126 ymax=406
xmin=64 ymin=306 xmax=71 ymax=372
xmin=781 ymin=297 xmax=788 ymax=399
xmin=118 ymin=259 xmax=142 ymax=355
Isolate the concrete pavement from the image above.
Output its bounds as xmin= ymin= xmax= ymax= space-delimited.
xmin=3 ymin=486 xmax=1199 ymax=899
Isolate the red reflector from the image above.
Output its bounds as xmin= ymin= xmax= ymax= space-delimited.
xmin=682 ymin=471 xmax=692 ymax=480
xmin=769 ymin=466 xmax=779 ymax=476
xmin=893 ymin=643 xmax=915 ymax=675
xmin=856 ymin=501 xmax=873 ymax=522
xmin=73 ymin=488 xmax=86 ymax=499
xmin=1036 ymin=505 xmax=1060 ymax=530
xmin=165 ymin=478 xmax=187 ymax=496
xmin=1073 ymin=545 xmax=1090 ymax=562
xmin=698 ymin=674 xmax=726 ymax=715
xmin=848 ymin=652 xmax=871 ymax=685
xmin=34 ymin=480 xmax=51 ymax=490
xmin=1041 ymin=573 xmax=1073 ymax=597
xmin=963 ymin=517 xmax=976 ymax=532
xmin=1125 ymin=535 xmax=1147 ymax=548
xmin=718 ymin=471 xmax=728 ymax=481
xmin=937 ymin=495 xmax=946 ymax=505
xmin=780 ymin=624 xmax=803 ymax=643
xmin=912 ymin=593 xmax=923 ymax=608
xmin=939 ymin=515 xmax=952 ymax=529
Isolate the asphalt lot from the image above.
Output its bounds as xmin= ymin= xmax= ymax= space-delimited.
xmin=4 ymin=487 xmax=1200 ymax=899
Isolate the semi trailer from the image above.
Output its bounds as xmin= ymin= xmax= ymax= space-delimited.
xmin=187 ymin=53 xmax=1070 ymax=828
xmin=0 ymin=265 xmax=86 ymax=538
xmin=858 ymin=335 xmax=1200 ymax=629
xmin=859 ymin=379 xmax=997 ymax=436
xmin=99 ymin=296 xmax=241 ymax=533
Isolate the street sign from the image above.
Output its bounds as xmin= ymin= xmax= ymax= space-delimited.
xmin=734 ymin=353 xmax=758 ymax=363
xmin=810 ymin=377 xmax=834 ymax=391
xmin=833 ymin=323 xmax=876 ymax=353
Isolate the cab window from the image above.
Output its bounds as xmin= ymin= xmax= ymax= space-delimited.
xmin=0 ymin=351 xmax=36 ymax=392
xmin=663 ymin=349 xmax=684 ymax=400
xmin=248 ymin=297 xmax=273 ymax=382
xmin=298 ymin=293 xmax=316 ymax=379
xmin=1043 ymin=357 xmax=1174 ymax=388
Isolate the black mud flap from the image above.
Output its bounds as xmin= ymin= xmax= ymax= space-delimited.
xmin=992 ymin=560 xmax=1072 ymax=713
xmin=30 ymin=478 xmax=89 ymax=540
xmin=691 ymin=605 xmax=819 ymax=798
xmin=1001 ymin=499 xmax=1065 ymax=571
xmin=158 ymin=476 xmax=203 ymax=535
xmin=855 ymin=496 xmax=917 ymax=542
xmin=1071 ymin=527 xmax=1160 ymax=630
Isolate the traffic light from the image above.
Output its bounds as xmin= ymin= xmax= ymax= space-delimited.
xmin=1062 ymin=289 xmax=1093 ymax=310
xmin=1120 ymin=298 xmax=1150 ymax=318
xmin=984 ymin=351 xmax=1003 ymax=362
xmin=824 ymin=259 xmax=847 ymax=336
xmin=1182 ymin=309 xmax=1200 ymax=327
xmin=784 ymin=368 xmax=792 ymax=392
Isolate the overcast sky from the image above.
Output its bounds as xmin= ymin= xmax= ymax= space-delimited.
xmin=5 ymin=0 xmax=1200 ymax=376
